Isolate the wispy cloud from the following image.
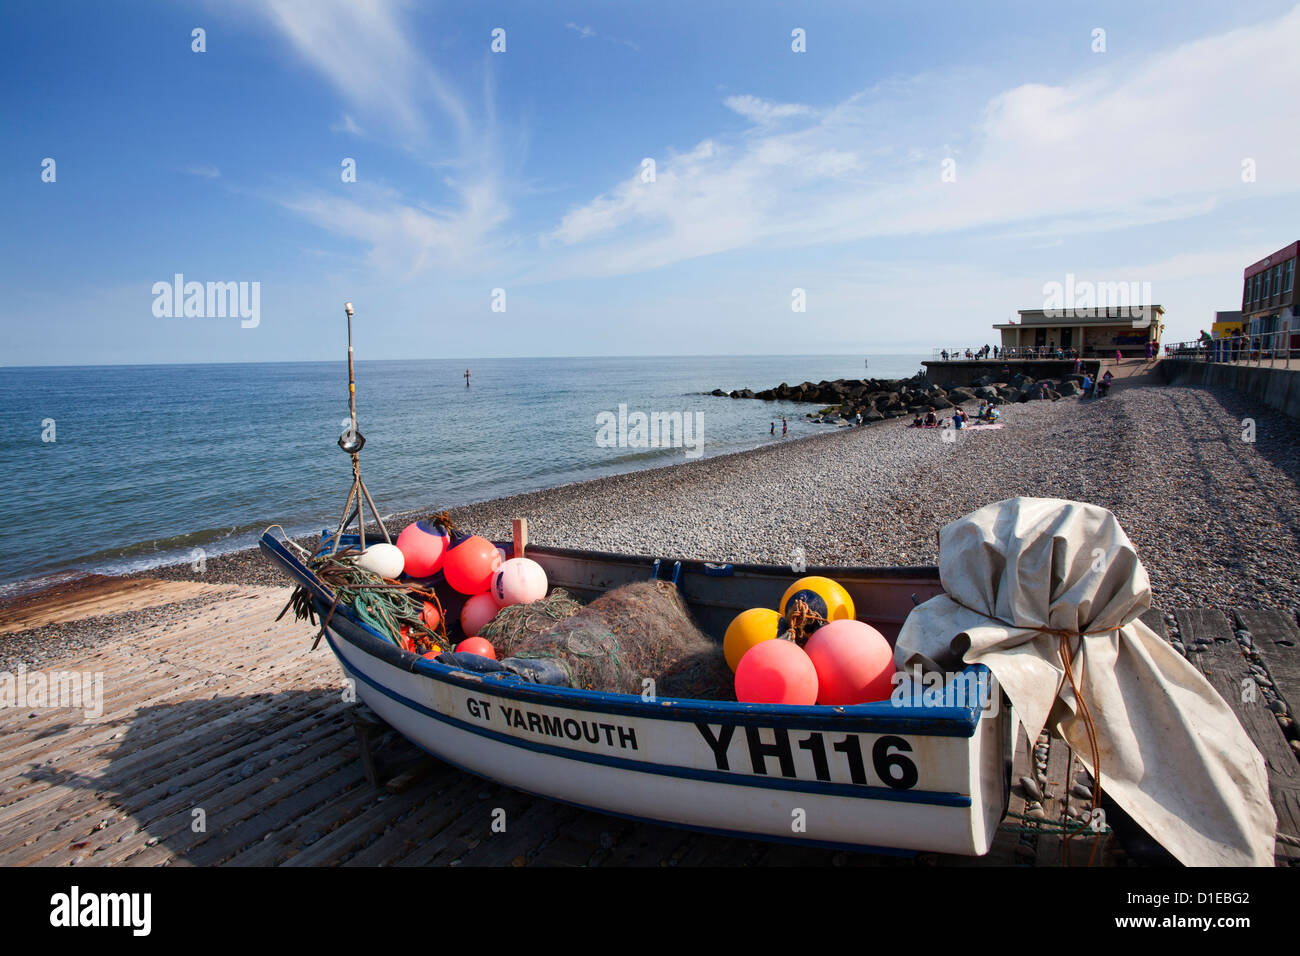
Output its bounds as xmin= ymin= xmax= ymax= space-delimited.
xmin=258 ymin=0 xmax=468 ymax=145
xmin=541 ymin=7 xmax=1300 ymax=281
xmin=245 ymin=0 xmax=508 ymax=275
xmin=565 ymin=20 xmax=639 ymax=51
xmin=185 ymin=164 xmax=221 ymax=179
xmin=329 ymin=113 xmax=364 ymax=136
xmin=723 ymin=95 xmax=814 ymax=126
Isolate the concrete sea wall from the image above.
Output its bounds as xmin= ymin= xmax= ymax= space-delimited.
xmin=1160 ymin=359 xmax=1300 ymax=419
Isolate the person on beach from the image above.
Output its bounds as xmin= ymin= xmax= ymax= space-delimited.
xmin=1081 ymin=373 xmax=1094 ymax=398
xmin=1115 ymin=348 xmax=1123 ymax=364
xmin=770 ymin=421 xmax=775 ymax=435
xmin=781 ymin=417 xmax=787 ymax=436
xmin=952 ymin=408 xmax=967 ymax=430
xmin=924 ymin=408 xmax=938 ymax=427
xmin=855 ymin=411 xmax=863 ymax=427
xmin=1098 ymin=370 xmax=1113 ymax=397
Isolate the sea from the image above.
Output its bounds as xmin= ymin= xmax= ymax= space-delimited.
xmin=0 ymin=354 xmax=926 ymax=595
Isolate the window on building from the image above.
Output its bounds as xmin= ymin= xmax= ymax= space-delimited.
xmin=1274 ymin=264 xmax=1283 ymax=297
xmin=1286 ymin=259 xmax=1295 ymax=294
xmin=1252 ymin=274 xmax=1260 ymax=303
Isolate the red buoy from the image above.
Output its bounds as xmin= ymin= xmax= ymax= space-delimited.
xmin=443 ymin=535 xmax=503 ymax=595
xmin=734 ymin=638 xmax=818 ymax=705
xmin=395 ymin=520 xmax=450 ymax=578
xmin=804 ymin=620 xmax=894 ymax=705
xmin=460 ymin=592 xmax=499 ymax=638
xmin=456 ymin=636 xmax=496 ymax=660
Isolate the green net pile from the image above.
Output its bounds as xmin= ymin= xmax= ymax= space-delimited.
xmin=492 ymin=580 xmax=733 ymax=699
xmin=479 ymin=588 xmax=584 ymax=646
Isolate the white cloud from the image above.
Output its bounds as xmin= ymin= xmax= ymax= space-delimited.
xmin=257 ymin=0 xmax=468 ymax=144
xmin=564 ymin=20 xmax=638 ymax=50
xmin=185 ymin=165 xmax=221 ymax=179
xmin=329 ymin=114 xmax=364 ymax=136
xmin=242 ymin=0 xmax=508 ymax=276
xmin=281 ymin=183 xmax=508 ymax=277
xmin=723 ymin=94 xmax=814 ymax=125
xmin=542 ymin=7 xmax=1300 ymax=281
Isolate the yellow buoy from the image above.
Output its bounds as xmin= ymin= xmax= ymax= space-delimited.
xmin=779 ymin=576 xmax=856 ymax=626
xmin=723 ymin=607 xmax=784 ymax=672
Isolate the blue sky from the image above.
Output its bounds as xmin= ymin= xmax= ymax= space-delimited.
xmin=4 ymin=0 xmax=1300 ymax=365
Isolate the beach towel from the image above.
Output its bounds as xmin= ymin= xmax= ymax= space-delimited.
xmin=963 ymin=423 xmax=1004 ymax=430
xmin=895 ymin=498 xmax=1276 ymax=866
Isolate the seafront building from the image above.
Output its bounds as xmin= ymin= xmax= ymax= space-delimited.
xmin=1240 ymin=240 xmax=1298 ymax=348
xmin=992 ymin=305 xmax=1164 ymax=358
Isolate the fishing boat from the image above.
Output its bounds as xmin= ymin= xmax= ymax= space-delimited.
xmin=260 ymin=528 xmax=1014 ymax=856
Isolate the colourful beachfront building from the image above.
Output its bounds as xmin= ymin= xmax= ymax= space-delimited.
xmin=1241 ymin=240 xmax=1298 ymax=346
xmin=993 ymin=305 xmax=1164 ymax=358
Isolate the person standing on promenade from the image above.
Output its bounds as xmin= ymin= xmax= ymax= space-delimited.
xmin=1115 ymin=348 xmax=1123 ymax=364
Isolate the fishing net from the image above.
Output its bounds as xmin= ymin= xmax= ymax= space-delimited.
xmin=479 ymin=588 xmax=584 ymax=646
xmin=280 ymin=547 xmax=448 ymax=653
xmin=496 ymin=580 xmax=733 ymax=699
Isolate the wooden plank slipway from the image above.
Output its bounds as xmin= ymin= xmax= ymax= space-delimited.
xmin=1 ymin=588 xmax=1297 ymax=866
xmin=1175 ymin=609 xmax=1300 ymax=865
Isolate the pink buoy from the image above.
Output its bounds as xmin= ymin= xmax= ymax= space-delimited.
xmin=492 ymin=558 xmax=548 ymax=607
xmin=395 ymin=520 xmax=450 ymax=578
xmin=460 ymin=592 xmax=500 ymax=638
xmin=734 ymin=639 xmax=818 ymax=705
xmin=804 ymin=619 xmax=895 ymax=705
xmin=443 ymin=535 xmax=502 ymax=594
xmin=456 ymin=636 xmax=497 ymax=660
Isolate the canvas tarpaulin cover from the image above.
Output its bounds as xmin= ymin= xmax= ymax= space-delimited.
xmin=895 ymin=497 xmax=1275 ymax=867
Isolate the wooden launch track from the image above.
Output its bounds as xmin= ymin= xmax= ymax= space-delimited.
xmin=0 ymin=588 xmax=1296 ymax=867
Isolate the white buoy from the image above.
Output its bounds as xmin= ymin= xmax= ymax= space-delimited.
xmin=355 ymin=542 xmax=404 ymax=579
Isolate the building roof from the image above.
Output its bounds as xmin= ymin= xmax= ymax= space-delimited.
xmin=1244 ymin=241 xmax=1299 ymax=280
xmin=1005 ymin=306 xmax=1164 ymax=327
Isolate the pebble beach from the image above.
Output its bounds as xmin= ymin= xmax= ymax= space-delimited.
xmin=3 ymin=370 xmax=1299 ymax=667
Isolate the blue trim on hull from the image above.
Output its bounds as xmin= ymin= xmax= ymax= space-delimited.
xmin=330 ymin=632 xmax=973 ymax=810
xmin=257 ymin=531 xmax=987 ymax=739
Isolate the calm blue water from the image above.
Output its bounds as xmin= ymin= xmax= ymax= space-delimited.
xmin=0 ymin=355 xmax=924 ymax=592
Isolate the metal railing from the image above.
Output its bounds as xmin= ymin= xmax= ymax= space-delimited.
xmin=1165 ymin=329 xmax=1296 ymax=368
xmin=930 ymin=346 xmax=1085 ymax=361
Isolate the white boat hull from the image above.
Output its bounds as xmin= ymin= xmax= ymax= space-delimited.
xmin=327 ymin=626 xmax=1011 ymax=855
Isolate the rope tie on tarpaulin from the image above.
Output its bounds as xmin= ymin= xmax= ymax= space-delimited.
xmin=941 ymin=592 xmax=1112 ymax=866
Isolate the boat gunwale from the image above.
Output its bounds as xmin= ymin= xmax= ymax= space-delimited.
xmin=259 ymin=530 xmax=986 ymax=737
